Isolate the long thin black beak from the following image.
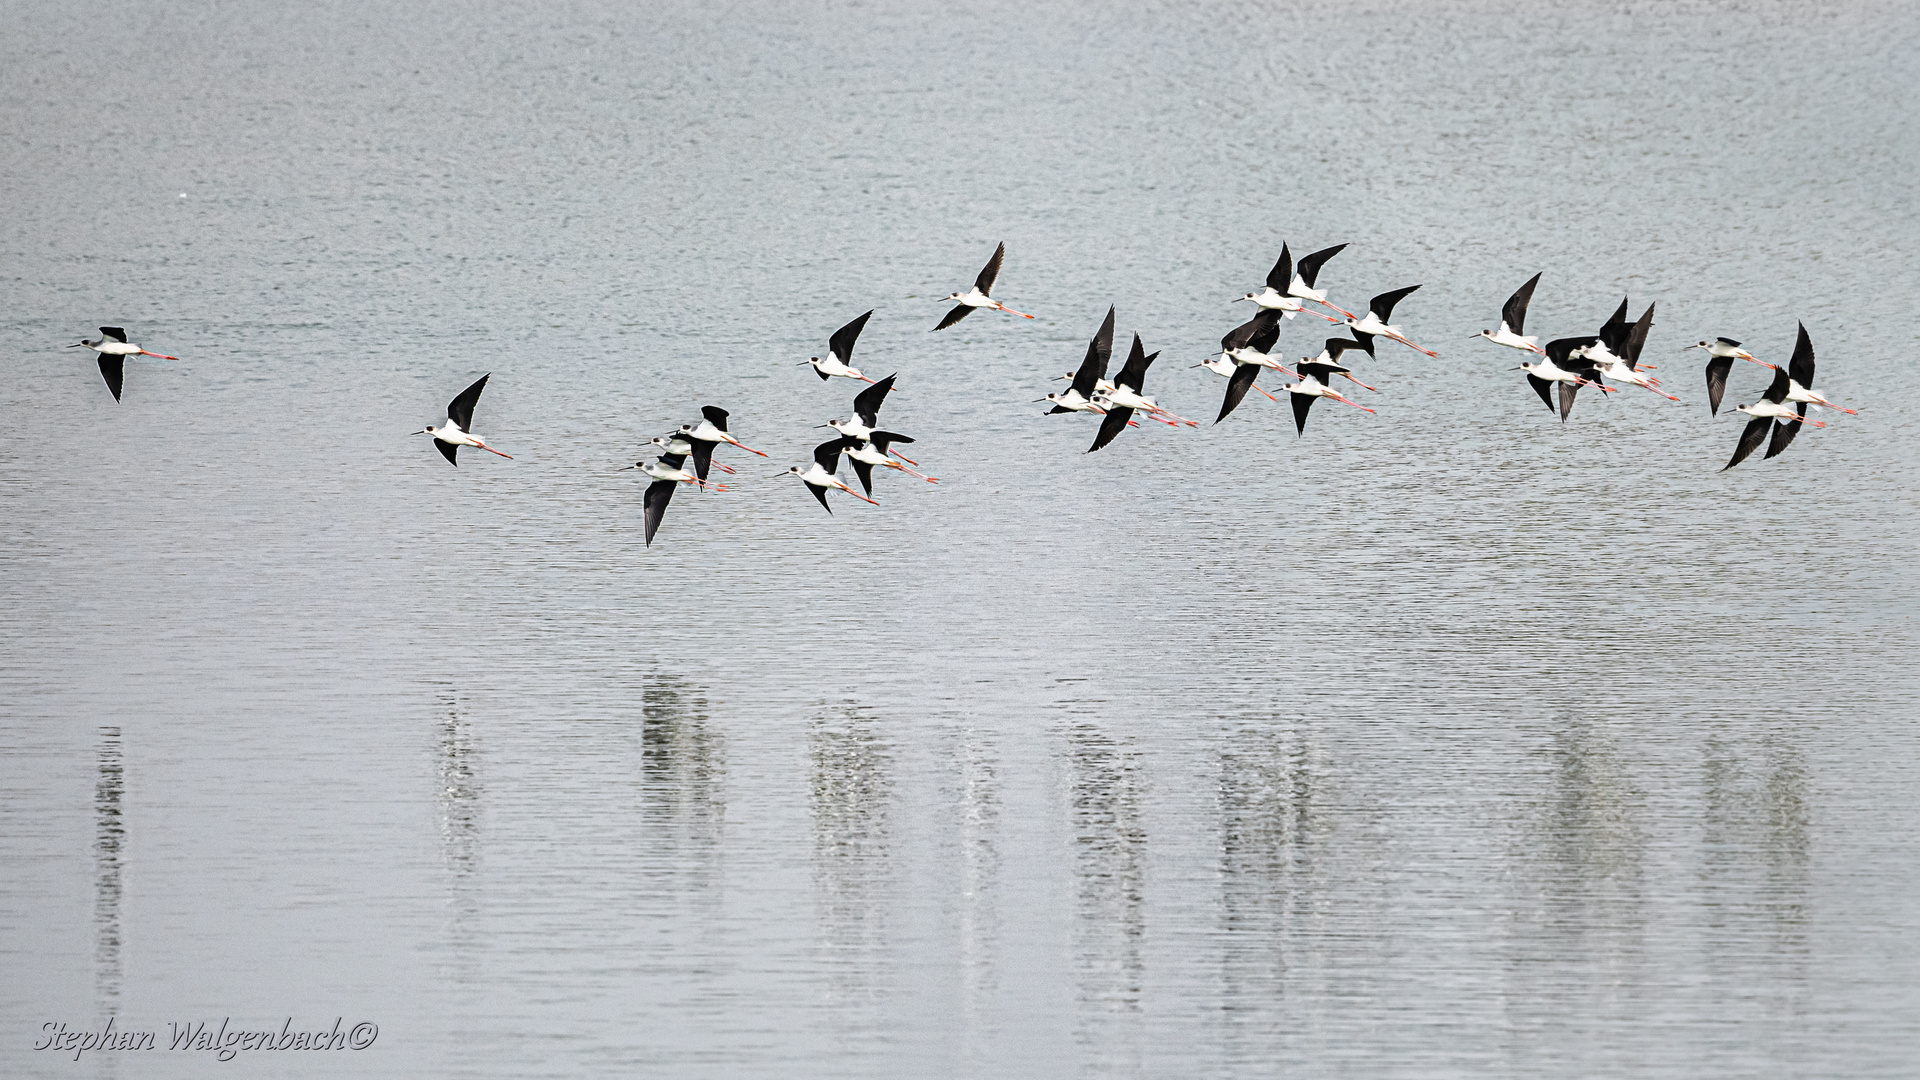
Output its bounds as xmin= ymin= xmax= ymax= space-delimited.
xmin=65 ymin=342 xmax=84 ymax=348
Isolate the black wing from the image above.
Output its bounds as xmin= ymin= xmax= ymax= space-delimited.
xmin=1221 ymin=309 xmax=1280 ymax=353
xmin=1625 ymin=303 xmax=1656 ymax=369
xmin=437 ymin=440 xmax=460 ymax=466
xmin=1706 ymin=356 xmax=1735 ymax=416
xmin=813 ymin=364 xmax=832 ymax=381
xmin=1558 ymin=380 xmax=1581 ymax=423
xmin=1724 ymin=415 xmax=1772 ymax=471
xmin=1764 ymin=418 xmax=1803 ymax=460
xmin=1762 ymin=365 xmax=1791 ymax=404
xmin=99 ymin=326 xmax=127 ymax=343
xmin=1089 ymin=406 xmax=1133 ymax=453
xmin=1069 ymin=312 xmax=1115 ymax=399
xmin=1502 ymin=273 xmax=1542 ymax=335
xmin=829 ymin=310 xmax=873 ymax=365
xmin=975 ymin=242 xmax=1006 ymax=295
xmin=868 ymin=431 xmax=914 ymax=455
xmin=1298 ymin=362 xmax=1341 ymax=383
xmin=446 ymin=373 xmax=490 ymax=432
xmin=1348 ymin=329 xmax=1376 ymax=357
xmin=1296 ymin=244 xmax=1346 ymax=288
xmin=655 ymin=451 xmax=687 ymax=469
xmin=849 ymin=457 xmax=875 ymax=496
xmin=642 ymin=480 xmax=676 ymax=547
xmin=1264 ymin=244 xmax=1293 ymax=292
xmin=1527 ymin=373 xmax=1555 ymax=412
xmin=934 ymin=304 xmax=973 ymax=331
xmin=1787 ymin=322 xmax=1815 ymax=389
xmin=689 ymin=438 xmax=716 ymax=482
xmin=1325 ymin=338 xmax=1367 ymax=362
xmin=1370 ymin=284 xmax=1421 ymax=322
xmin=1216 ymin=363 xmax=1260 ymax=423
xmin=97 ymin=354 xmax=124 ymax=401
xmin=1291 ymin=391 xmax=1314 ymax=435
xmin=700 ymin=405 xmax=730 ymax=431
xmin=853 ymin=373 xmax=897 ymax=427
xmin=810 ymin=484 xmax=834 ymax=514
xmin=1113 ymin=333 xmax=1153 ymax=392
xmin=1543 ymin=336 xmax=1598 ymax=365
xmin=813 ymin=438 xmax=849 ymax=474
xmin=1596 ymin=298 xmax=1632 ymax=358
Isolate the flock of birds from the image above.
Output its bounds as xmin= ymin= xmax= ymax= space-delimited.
xmin=67 ymin=241 xmax=1856 ymax=547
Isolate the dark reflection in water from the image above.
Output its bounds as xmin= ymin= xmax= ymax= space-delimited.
xmin=637 ymin=673 xmax=726 ymax=886
xmin=93 ymin=725 xmax=124 ymax=1020
xmin=1700 ymin=736 xmax=1813 ymax=1019
xmin=809 ymin=704 xmax=894 ymax=1010
xmin=1063 ymin=721 xmax=1145 ymax=1073
xmin=1214 ymin=721 xmax=1326 ymax=1022
xmin=435 ymin=692 xmax=482 ymax=982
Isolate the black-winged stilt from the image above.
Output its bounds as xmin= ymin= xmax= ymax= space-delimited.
xmin=415 ymin=374 xmax=513 ymax=465
xmin=68 ymin=327 xmax=178 ymax=401
xmin=934 ymin=242 xmax=1033 ymax=330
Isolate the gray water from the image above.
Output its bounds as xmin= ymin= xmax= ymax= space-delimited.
xmin=4 ymin=1 xmax=1919 ymax=1076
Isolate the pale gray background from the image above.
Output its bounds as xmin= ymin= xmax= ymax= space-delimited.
xmin=3 ymin=0 xmax=1918 ymax=1076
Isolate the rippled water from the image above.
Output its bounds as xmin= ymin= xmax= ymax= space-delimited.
xmin=4 ymin=0 xmax=1919 ymax=1076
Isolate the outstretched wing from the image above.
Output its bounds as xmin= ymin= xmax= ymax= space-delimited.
xmin=975 ymin=242 xmax=1006 ymax=295
xmin=1221 ymin=309 xmax=1279 ymax=353
xmin=867 ymin=431 xmax=914 ymax=455
xmin=810 ymin=484 xmax=834 ymax=514
xmin=1724 ymin=415 xmax=1772 ymax=471
xmin=1296 ymin=243 xmax=1347 ymax=288
xmin=689 ymin=438 xmax=716 ymax=482
xmin=700 ymin=405 xmax=730 ymax=431
xmin=642 ymin=480 xmax=676 ymax=547
xmin=1543 ymin=336 xmax=1597 ymax=365
xmin=1787 ymin=322 xmax=1815 ymax=389
xmin=99 ymin=326 xmax=127 ymax=343
xmin=1527 ymin=373 xmax=1555 ymax=412
xmin=437 ymin=440 xmax=460 ymax=466
xmin=1089 ymin=405 xmax=1133 ymax=453
xmin=934 ymin=304 xmax=973 ymax=331
xmin=853 ymin=373 xmax=897 ymax=426
xmin=829 ymin=310 xmax=873 ymax=365
xmin=813 ymin=438 xmax=849 ymax=474
xmin=1091 ymin=305 xmax=1116 ymax=369
xmin=98 ymin=354 xmax=125 ymax=401
xmin=1216 ymin=363 xmax=1260 ymax=423
xmin=1764 ymin=418 xmax=1803 ymax=460
xmin=1113 ymin=333 xmax=1152 ymax=392
xmin=1325 ymin=338 xmax=1367 ymax=362
xmin=1502 ymin=273 xmax=1542 ymax=336
xmin=1291 ymin=391 xmax=1314 ymax=435
xmin=849 ymin=457 xmax=875 ymax=496
xmin=1706 ymin=356 xmax=1734 ymax=416
xmin=1626 ymin=303 xmax=1656 ymax=369
xmin=1069 ymin=316 xmax=1114 ymax=399
xmin=1370 ymin=284 xmax=1421 ymax=322
xmin=446 ymin=373 xmax=490 ymax=432
xmin=1265 ymin=244 xmax=1293 ymax=292
xmin=1558 ymin=380 xmax=1581 ymax=423
xmin=1762 ymin=365 xmax=1791 ymax=404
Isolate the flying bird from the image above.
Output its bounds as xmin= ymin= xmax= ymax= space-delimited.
xmin=1284 ymin=362 xmax=1377 ymax=435
xmin=1687 ymin=337 xmax=1763 ymax=416
xmin=1234 ymin=243 xmax=1346 ymax=321
xmin=1213 ymin=309 xmax=1292 ymax=423
xmin=803 ymin=310 xmax=879 ymax=383
xmin=1766 ymin=323 xmax=1849 ymax=460
xmin=680 ymin=405 xmax=768 ymax=482
xmin=1472 ymin=273 xmax=1545 ymax=355
xmin=1345 ymin=285 xmax=1436 ymax=357
xmin=415 ymin=374 xmax=513 ymax=465
xmin=781 ymin=438 xmax=881 ymax=512
xmin=1040 ymin=307 xmax=1116 ymax=415
xmin=1088 ymin=333 xmax=1162 ymax=452
xmin=1520 ymin=339 xmax=1613 ymax=422
xmin=627 ymin=446 xmax=727 ymax=547
xmin=1724 ymin=361 xmax=1825 ymax=471
xmin=934 ymin=242 xmax=1033 ymax=330
xmin=840 ymin=432 xmax=938 ymax=494
xmin=68 ymin=327 xmax=179 ymax=401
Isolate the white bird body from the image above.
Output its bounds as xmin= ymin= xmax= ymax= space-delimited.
xmin=1039 ymin=389 xmax=1103 ymax=414
xmin=1476 ymin=322 xmax=1541 ymax=354
xmin=1595 ymin=359 xmax=1680 ymax=400
xmin=807 ymin=354 xmax=867 ymax=381
xmin=640 ymin=458 xmax=724 ymax=489
xmin=1519 ymin=357 xmax=1592 ymax=386
xmin=1286 ymin=275 xmax=1330 ymax=306
xmin=1735 ymin=399 xmax=1807 ymax=423
xmin=1784 ymin=379 xmax=1857 ymax=415
xmin=827 ymin=416 xmax=881 ymax=438
xmin=1688 ymin=338 xmax=1758 ymax=362
xmin=1239 ymin=288 xmax=1312 ymax=319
